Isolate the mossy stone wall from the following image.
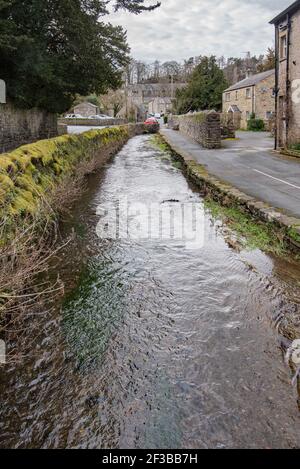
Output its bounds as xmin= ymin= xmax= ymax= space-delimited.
xmin=0 ymin=125 xmax=143 ymax=239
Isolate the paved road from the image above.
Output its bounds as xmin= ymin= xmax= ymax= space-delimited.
xmin=161 ymin=129 xmax=300 ymax=219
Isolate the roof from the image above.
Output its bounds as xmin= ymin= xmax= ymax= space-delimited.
xmin=228 ymin=105 xmax=241 ymax=113
xmin=270 ymin=0 xmax=300 ymax=24
xmin=74 ymin=102 xmax=98 ymax=108
xmin=224 ymin=69 xmax=275 ymax=92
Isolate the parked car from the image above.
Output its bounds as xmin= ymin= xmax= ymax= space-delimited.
xmin=144 ymin=117 xmax=159 ymax=125
xmin=144 ymin=117 xmax=160 ymax=134
xmin=88 ymin=114 xmax=114 ymax=120
xmin=88 ymin=115 xmax=102 ymax=120
xmin=65 ymin=114 xmax=84 ymax=119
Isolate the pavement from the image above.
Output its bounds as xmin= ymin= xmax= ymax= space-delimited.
xmin=160 ymin=129 xmax=300 ymax=219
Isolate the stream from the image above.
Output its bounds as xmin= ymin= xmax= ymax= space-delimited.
xmin=1 ymin=134 xmax=300 ymax=449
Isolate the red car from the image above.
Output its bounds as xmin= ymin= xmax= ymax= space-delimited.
xmin=144 ymin=117 xmax=159 ymax=125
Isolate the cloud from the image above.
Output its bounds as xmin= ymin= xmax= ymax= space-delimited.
xmin=107 ymin=0 xmax=293 ymax=62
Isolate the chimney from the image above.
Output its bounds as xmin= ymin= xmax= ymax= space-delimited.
xmin=246 ymin=69 xmax=253 ymax=79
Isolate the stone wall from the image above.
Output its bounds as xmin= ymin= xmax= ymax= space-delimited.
xmin=58 ymin=117 xmax=126 ymax=127
xmin=0 ymin=124 xmax=146 ymax=238
xmin=288 ymin=9 xmax=300 ymax=147
xmin=170 ymin=111 xmax=221 ymax=149
xmin=0 ymin=101 xmax=57 ymax=153
xmin=277 ymin=8 xmax=300 ymax=148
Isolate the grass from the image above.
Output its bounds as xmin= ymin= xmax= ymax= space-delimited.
xmin=204 ymin=199 xmax=286 ymax=255
xmin=149 ymin=134 xmax=171 ymax=153
xmin=287 ymin=227 xmax=300 ymax=245
xmin=149 ymin=134 xmax=183 ymax=170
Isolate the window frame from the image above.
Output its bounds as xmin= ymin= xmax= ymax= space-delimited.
xmin=280 ymin=34 xmax=287 ymax=60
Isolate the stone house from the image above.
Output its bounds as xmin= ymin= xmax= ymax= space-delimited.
xmin=126 ymin=83 xmax=186 ymax=108
xmin=148 ymin=97 xmax=173 ymax=115
xmin=73 ymin=101 xmax=99 ymax=117
xmin=222 ymin=70 xmax=275 ymax=129
xmin=270 ymin=0 xmax=300 ymax=148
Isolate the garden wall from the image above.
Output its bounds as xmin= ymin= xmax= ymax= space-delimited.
xmin=0 ymin=101 xmax=58 ymax=153
xmin=170 ymin=112 xmax=221 ymax=149
xmin=58 ymin=117 xmax=126 ymax=127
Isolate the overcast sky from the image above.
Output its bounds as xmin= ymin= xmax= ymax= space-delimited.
xmin=108 ymin=0 xmax=292 ymax=62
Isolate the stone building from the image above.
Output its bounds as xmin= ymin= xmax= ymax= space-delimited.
xmin=270 ymin=0 xmax=300 ymax=148
xmin=148 ymin=97 xmax=173 ymax=115
xmin=222 ymin=70 xmax=275 ymax=129
xmin=127 ymin=83 xmax=185 ymax=107
xmin=73 ymin=101 xmax=99 ymax=117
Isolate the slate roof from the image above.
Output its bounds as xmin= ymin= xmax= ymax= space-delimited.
xmin=224 ymin=69 xmax=275 ymax=92
xmin=228 ymin=105 xmax=241 ymax=113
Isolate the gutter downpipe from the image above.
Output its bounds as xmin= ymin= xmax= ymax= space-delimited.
xmin=286 ymin=13 xmax=291 ymax=148
xmin=274 ymin=24 xmax=279 ymax=150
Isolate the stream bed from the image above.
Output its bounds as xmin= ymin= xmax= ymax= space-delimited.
xmin=1 ymin=135 xmax=300 ymax=449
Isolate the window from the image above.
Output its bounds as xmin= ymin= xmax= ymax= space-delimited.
xmin=225 ymin=93 xmax=231 ymax=102
xmin=266 ymin=111 xmax=274 ymax=119
xmin=280 ymin=35 xmax=287 ymax=59
xmin=246 ymin=88 xmax=252 ymax=99
xmin=246 ymin=111 xmax=250 ymax=120
xmin=235 ymin=91 xmax=238 ymax=101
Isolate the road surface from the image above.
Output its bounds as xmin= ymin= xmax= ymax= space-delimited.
xmin=161 ymin=129 xmax=300 ymax=219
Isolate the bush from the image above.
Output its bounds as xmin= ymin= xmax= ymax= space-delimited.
xmin=247 ymin=118 xmax=265 ymax=131
xmin=290 ymin=143 xmax=300 ymax=152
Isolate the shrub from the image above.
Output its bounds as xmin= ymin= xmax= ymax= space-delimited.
xmin=247 ymin=117 xmax=265 ymax=131
xmin=290 ymin=143 xmax=300 ymax=152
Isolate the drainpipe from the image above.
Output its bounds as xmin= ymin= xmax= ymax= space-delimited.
xmin=252 ymin=85 xmax=255 ymax=116
xmin=274 ymin=24 xmax=279 ymax=150
xmin=286 ymin=13 xmax=291 ymax=147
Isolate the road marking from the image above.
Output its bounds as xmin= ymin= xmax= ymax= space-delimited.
xmin=252 ymin=169 xmax=300 ymax=190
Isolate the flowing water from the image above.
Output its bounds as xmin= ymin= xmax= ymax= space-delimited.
xmin=1 ymin=135 xmax=300 ymax=449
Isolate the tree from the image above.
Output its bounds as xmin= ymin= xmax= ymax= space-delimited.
xmin=0 ymin=0 xmax=160 ymax=113
xmin=257 ymin=48 xmax=276 ymax=72
xmin=175 ymin=56 xmax=228 ymax=114
xmin=100 ymin=89 xmax=125 ymax=117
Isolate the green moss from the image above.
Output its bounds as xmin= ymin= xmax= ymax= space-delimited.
xmin=0 ymin=126 xmax=130 ymax=240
